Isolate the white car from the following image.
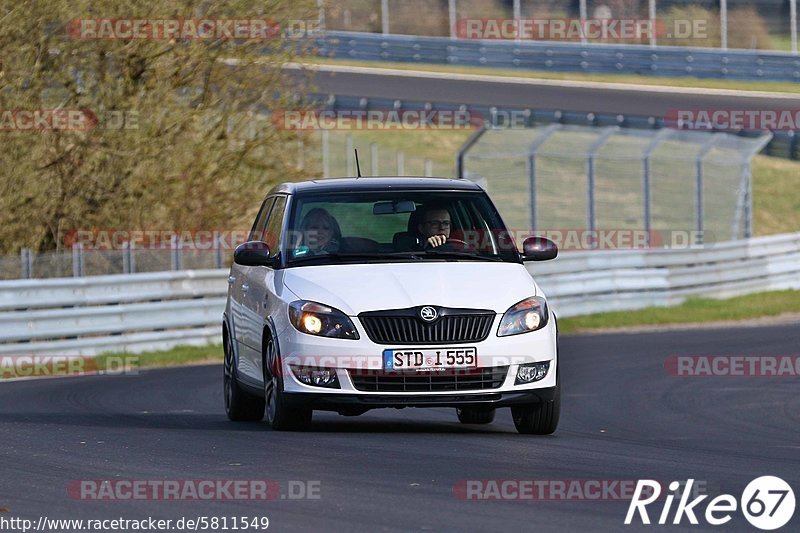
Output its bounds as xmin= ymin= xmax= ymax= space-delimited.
xmin=223 ymin=177 xmax=560 ymax=434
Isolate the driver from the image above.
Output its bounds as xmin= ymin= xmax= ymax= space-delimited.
xmin=417 ymin=203 xmax=452 ymax=248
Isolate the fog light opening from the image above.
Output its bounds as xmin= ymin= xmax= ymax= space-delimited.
xmin=290 ymin=365 xmax=340 ymax=388
xmin=515 ymin=361 xmax=550 ymax=384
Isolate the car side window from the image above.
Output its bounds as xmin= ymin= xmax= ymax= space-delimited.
xmin=262 ymin=196 xmax=286 ymax=257
xmin=249 ymin=198 xmax=275 ymax=241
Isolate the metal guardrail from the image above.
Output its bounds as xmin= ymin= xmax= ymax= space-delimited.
xmin=316 ymin=31 xmax=800 ymax=82
xmin=529 ymin=232 xmax=800 ymax=317
xmin=1 ymin=233 xmax=799 ymax=356
xmin=315 ymin=93 xmax=798 ymax=161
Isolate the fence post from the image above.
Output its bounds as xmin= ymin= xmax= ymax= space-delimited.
xmin=525 ymin=124 xmax=561 ymax=231
xmin=449 ymin=0 xmax=457 ymax=39
xmin=122 ymin=241 xmax=131 ymax=274
xmin=455 ymin=123 xmax=487 ymax=178
xmin=513 ymin=0 xmax=521 ymax=43
xmin=424 ymin=159 xmax=433 ymax=176
xmin=648 ymin=0 xmax=657 ymax=47
xmin=396 ymin=151 xmax=405 ymax=175
xmin=297 ymin=139 xmax=305 ymax=170
xmin=215 ymin=244 xmax=223 ymax=269
xmin=72 ymin=243 xmax=84 ymax=277
xmin=317 ymin=0 xmax=326 ymax=32
xmin=322 ymin=129 xmax=330 ymax=178
xmin=20 ymin=248 xmax=32 ymax=279
xmin=346 ymin=134 xmax=354 ymax=175
xmin=586 ymin=127 xmax=619 ymax=247
xmin=579 ymin=0 xmax=588 ymax=45
xmin=371 ymin=142 xmax=379 ymax=175
xmin=381 ymin=0 xmax=389 ymax=35
xmin=792 ymin=0 xmax=798 ymax=54
xmin=720 ymin=0 xmax=728 ymax=50
xmin=171 ymin=234 xmax=182 ymax=271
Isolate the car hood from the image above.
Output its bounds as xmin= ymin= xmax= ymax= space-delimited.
xmin=282 ymin=262 xmax=538 ymax=315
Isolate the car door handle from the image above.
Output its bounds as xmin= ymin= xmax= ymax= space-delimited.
xmin=242 ymin=283 xmax=249 ymax=292
xmin=228 ymin=276 xmax=236 ymax=285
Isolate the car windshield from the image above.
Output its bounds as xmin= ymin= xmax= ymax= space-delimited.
xmin=284 ymin=190 xmax=520 ymax=266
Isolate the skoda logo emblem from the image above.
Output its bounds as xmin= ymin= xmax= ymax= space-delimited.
xmin=419 ymin=306 xmax=438 ymax=322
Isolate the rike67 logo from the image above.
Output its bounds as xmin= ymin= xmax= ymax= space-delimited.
xmin=626 ymin=477 xmax=795 ymax=530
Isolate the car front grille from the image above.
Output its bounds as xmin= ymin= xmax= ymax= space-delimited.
xmin=358 ymin=308 xmax=495 ymax=345
xmin=349 ymin=366 xmax=508 ymax=392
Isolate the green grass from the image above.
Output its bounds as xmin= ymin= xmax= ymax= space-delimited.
xmin=752 ymin=155 xmax=800 ymax=236
xmin=558 ymin=290 xmax=800 ymax=334
xmin=95 ymin=344 xmax=223 ymax=371
xmin=312 ymin=57 xmax=800 ymax=94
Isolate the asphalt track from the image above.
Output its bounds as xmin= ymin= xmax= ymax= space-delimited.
xmin=2 ymin=322 xmax=799 ymax=532
xmin=303 ymin=65 xmax=800 ymax=116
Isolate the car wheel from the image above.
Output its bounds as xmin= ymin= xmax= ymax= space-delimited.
xmin=264 ymin=336 xmax=312 ymax=431
xmin=511 ymin=372 xmax=560 ymax=435
xmin=456 ymin=407 xmax=496 ymax=424
xmin=224 ymin=332 xmax=265 ymax=422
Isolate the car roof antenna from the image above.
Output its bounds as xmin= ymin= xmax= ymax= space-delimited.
xmin=354 ymin=149 xmax=362 ymax=177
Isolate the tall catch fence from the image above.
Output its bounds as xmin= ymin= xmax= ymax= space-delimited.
xmin=457 ymin=125 xmax=772 ymax=244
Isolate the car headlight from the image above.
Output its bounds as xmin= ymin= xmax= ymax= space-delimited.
xmin=497 ymin=296 xmax=548 ymax=336
xmin=289 ymin=300 xmax=360 ymax=340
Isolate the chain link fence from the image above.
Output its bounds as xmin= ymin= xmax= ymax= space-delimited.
xmin=458 ymin=124 xmax=772 ymax=245
xmin=322 ymin=0 xmax=797 ymax=52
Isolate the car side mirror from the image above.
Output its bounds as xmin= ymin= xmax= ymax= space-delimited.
xmin=521 ymin=237 xmax=558 ymax=261
xmin=233 ymin=241 xmax=275 ymax=267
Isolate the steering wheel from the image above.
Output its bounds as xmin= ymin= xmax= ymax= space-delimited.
xmin=444 ymin=238 xmax=475 ymax=251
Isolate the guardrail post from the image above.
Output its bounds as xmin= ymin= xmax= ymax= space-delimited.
xmin=72 ymin=243 xmax=84 ymax=277
xmin=20 ymin=248 xmax=32 ymax=279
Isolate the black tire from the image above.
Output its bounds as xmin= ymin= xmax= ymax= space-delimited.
xmin=264 ymin=335 xmax=312 ymax=431
xmin=511 ymin=380 xmax=560 ymax=435
xmin=224 ymin=332 xmax=265 ymax=422
xmin=456 ymin=407 xmax=496 ymax=424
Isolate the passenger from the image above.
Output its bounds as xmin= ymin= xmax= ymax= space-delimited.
xmin=299 ymin=208 xmax=342 ymax=254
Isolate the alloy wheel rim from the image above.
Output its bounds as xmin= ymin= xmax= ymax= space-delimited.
xmin=265 ymin=340 xmax=277 ymax=423
xmin=223 ymin=338 xmax=233 ymax=411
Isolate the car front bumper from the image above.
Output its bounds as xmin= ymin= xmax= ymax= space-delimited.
xmin=283 ymin=387 xmax=557 ymax=413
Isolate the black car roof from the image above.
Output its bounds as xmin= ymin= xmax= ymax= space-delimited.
xmin=268 ymin=176 xmax=483 ymax=196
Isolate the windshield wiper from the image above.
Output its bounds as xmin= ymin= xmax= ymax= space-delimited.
xmin=421 ymin=250 xmax=504 ymax=261
xmin=289 ymin=251 xmax=424 ymax=264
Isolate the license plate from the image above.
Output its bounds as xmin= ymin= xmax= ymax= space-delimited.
xmin=383 ymin=347 xmax=478 ymax=371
